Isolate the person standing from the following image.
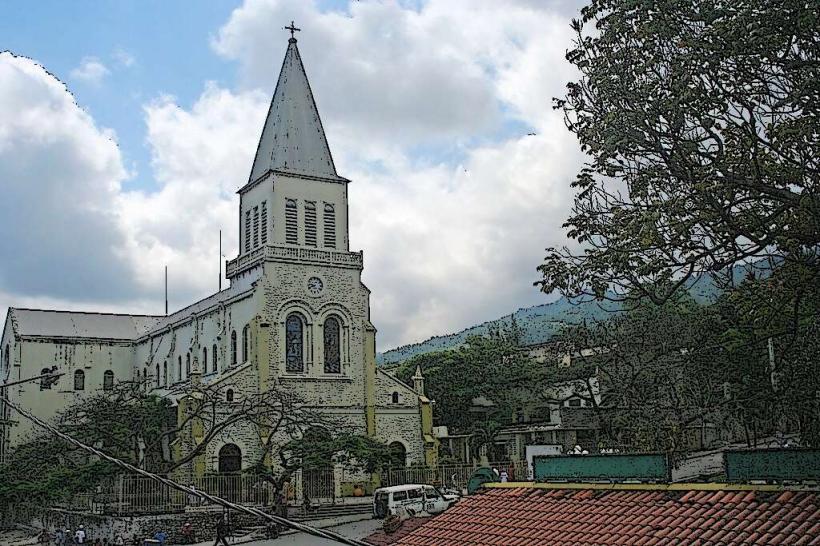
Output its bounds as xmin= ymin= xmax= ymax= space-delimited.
xmin=54 ymin=528 xmax=66 ymax=546
xmin=74 ymin=525 xmax=87 ymax=545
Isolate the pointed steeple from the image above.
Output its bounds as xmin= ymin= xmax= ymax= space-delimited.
xmin=248 ymin=34 xmax=344 ymax=184
xmin=412 ymin=364 xmax=425 ymax=396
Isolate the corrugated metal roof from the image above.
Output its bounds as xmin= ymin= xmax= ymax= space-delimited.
xmin=10 ymin=308 xmax=161 ymax=340
xmin=247 ymin=37 xmax=343 ymax=184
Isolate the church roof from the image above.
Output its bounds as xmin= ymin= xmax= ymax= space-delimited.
xmin=247 ymin=37 xmax=345 ymax=186
xmin=9 ymin=308 xmax=161 ymax=341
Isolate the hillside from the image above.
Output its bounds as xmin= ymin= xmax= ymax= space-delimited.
xmin=377 ymin=272 xmax=725 ymax=366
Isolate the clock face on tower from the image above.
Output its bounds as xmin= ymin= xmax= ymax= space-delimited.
xmin=307 ymin=276 xmax=324 ymax=296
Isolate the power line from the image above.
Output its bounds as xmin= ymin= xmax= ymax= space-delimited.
xmin=0 ymin=393 xmax=370 ymax=546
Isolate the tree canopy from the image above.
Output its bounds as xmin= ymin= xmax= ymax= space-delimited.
xmin=538 ymin=0 xmax=819 ymax=304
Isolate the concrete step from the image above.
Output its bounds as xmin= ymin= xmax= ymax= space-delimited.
xmin=289 ymin=503 xmax=373 ymax=522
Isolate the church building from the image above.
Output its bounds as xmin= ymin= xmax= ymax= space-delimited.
xmin=0 ymin=33 xmax=436 ymax=479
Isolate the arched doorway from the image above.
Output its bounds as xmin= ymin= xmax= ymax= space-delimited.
xmin=389 ymin=441 xmax=407 ymax=468
xmin=301 ymin=427 xmax=334 ymax=504
xmin=218 ymin=444 xmax=242 ymax=502
xmin=218 ymin=444 xmax=242 ymax=473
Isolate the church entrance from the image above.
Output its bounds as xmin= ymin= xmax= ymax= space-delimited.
xmin=300 ymin=428 xmax=335 ymax=505
xmin=218 ymin=444 xmax=242 ymax=472
xmin=218 ymin=444 xmax=242 ymax=501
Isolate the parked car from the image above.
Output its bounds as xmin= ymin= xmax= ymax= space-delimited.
xmin=373 ymin=484 xmax=459 ymax=519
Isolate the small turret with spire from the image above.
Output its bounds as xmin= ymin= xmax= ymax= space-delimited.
xmin=412 ymin=365 xmax=425 ymax=396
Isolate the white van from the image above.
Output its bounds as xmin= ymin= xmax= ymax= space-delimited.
xmin=373 ymin=484 xmax=459 ymax=518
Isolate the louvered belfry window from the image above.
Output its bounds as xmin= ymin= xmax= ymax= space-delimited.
xmin=285 ymin=199 xmax=298 ymax=244
xmin=253 ymin=206 xmax=260 ymax=248
xmin=260 ymin=201 xmax=268 ymax=245
xmin=323 ymin=203 xmax=336 ymax=249
xmin=244 ymin=210 xmax=252 ymax=253
xmin=305 ymin=201 xmax=317 ymax=247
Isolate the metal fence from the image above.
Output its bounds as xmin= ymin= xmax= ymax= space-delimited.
xmin=61 ymin=474 xmax=275 ymax=516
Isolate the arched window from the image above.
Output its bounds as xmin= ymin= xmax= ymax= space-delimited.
xmin=186 ymin=353 xmax=191 ymax=376
xmin=285 ymin=199 xmax=298 ymax=244
xmin=323 ymin=316 xmax=341 ymax=374
xmin=163 ymin=361 xmax=168 ymax=386
xmin=142 ymin=369 xmax=147 ymax=388
xmin=203 ymin=347 xmax=208 ymax=374
xmin=155 ymin=363 xmax=160 ymax=387
xmin=231 ymin=330 xmax=237 ymax=366
xmin=226 ymin=389 xmax=234 ymax=402
xmin=40 ymin=368 xmax=53 ymax=390
xmin=323 ymin=203 xmax=336 ymax=249
xmin=285 ymin=313 xmax=304 ymax=373
xmin=242 ymin=325 xmax=250 ymax=363
xmin=4 ymin=345 xmax=9 ymax=369
xmin=212 ymin=343 xmax=217 ymax=373
xmin=389 ymin=441 xmax=407 ymax=468
xmin=178 ymin=356 xmax=182 ymax=381
xmin=74 ymin=370 xmax=85 ymax=391
xmin=218 ymin=444 xmax=242 ymax=473
xmin=391 ymin=392 xmax=399 ymax=404
xmin=104 ymin=370 xmax=115 ymax=391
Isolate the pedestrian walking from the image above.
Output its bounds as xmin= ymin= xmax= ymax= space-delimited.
xmin=74 ymin=525 xmax=87 ymax=544
xmin=212 ymin=514 xmax=230 ymax=546
xmin=54 ymin=528 xmax=66 ymax=546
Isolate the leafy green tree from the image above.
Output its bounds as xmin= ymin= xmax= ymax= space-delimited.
xmin=538 ymin=0 xmax=819 ymax=304
xmin=394 ymin=335 xmax=537 ymax=434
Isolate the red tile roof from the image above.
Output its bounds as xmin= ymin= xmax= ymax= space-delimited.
xmin=364 ymin=516 xmax=437 ymax=545
xmin=389 ymin=486 xmax=820 ymax=545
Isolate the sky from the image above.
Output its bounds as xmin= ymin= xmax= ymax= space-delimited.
xmin=0 ymin=0 xmax=588 ymax=351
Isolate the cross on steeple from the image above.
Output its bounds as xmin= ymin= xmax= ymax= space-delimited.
xmin=285 ymin=21 xmax=300 ymax=40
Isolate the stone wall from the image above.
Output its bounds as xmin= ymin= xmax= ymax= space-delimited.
xmin=41 ymin=508 xmax=262 ymax=544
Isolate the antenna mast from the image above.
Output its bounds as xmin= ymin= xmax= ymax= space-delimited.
xmin=219 ymin=229 xmax=222 ymax=292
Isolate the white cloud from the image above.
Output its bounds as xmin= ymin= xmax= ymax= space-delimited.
xmin=0 ymin=52 xmax=134 ymax=308
xmin=69 ymin=56 xmax=110 ymax=85
xmin=0 ymin=0 xmax=589 ymax=350
xmin=112 ymin=49 xmax=136 ymax=68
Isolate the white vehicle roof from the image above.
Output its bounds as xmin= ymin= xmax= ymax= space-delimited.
xmin=375 ymin=484 xmax=433 ymax=493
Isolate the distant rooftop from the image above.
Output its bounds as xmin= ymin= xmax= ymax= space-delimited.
xmin=9 ymin=308 xmax=161 ymax=341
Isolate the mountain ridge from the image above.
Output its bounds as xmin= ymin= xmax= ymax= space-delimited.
xmin=377 ymin=272 xmax=726 ymax=366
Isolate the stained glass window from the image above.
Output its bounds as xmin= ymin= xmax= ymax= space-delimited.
xmin=323 ymin=316 xmax=341 ymax=373
xmin=286 ymin=314 xmax=304 ymax=372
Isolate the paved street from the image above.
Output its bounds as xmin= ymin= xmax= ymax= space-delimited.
xmin=189 ymin=519 xmax=381 ymax=546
